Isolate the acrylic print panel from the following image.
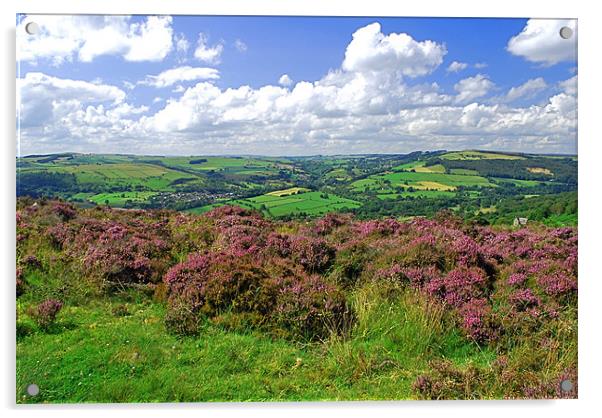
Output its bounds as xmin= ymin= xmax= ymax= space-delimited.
xmin=16 ymin=14 xmax=577 ymax=403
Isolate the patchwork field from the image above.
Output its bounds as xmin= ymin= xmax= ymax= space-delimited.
xmin=351 ymin=171 xmax=494 ymax=192
xmin=189 ymin=190 xmax=360 ymax=217
xmin=440 ymin=151 xmax=525 ymax=160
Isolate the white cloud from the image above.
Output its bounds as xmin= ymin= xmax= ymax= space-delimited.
xmin=342 ymin=22 xmax=446 ymax=77
xmin=140 ymin=66 xmax=220 ymax=88
xmin=507 ymin=19 xmax=577 ymax=66
xmin=454 ymin=74 xmax=494 ymax=103
xmin=194 ymin=33 xmax=223 ymax=64
xmin=505 ymin=77 xmax=547 ymax=102
xmin=234 ymin=39 xmax=248 ymax=52
xmin=278 ymin=74 xmax=293 ymax=87
xmin=17 ymin=22 xmax=577 ymax=155
xmin=559 ymin=75 xmax=577 ymax=96
xmin=175 ymin=33 xmax=189 ymax=54
xmin=474 ymin=62 xmax=488 ymax=69
xmin=447 ymin=61 xmax=468 ymax=73
xmin=17 ymin=15 xmax=173 ymax=65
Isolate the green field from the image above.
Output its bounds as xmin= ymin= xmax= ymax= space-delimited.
xmin=189 ymin=190 xmax=360 ymax=217
xmin=16 ymin=285 xmax=495 ymax=402
xmin=440 ymin=151 xmax=525 ymax=160
xmin=492 ymin=177 xmax=542 ymax=187
xmin=351 ymin=171 xmax=494 ymax=192
xmin=87 ymin=192 xmax=159 ymax=206
xmin=44 ymin=163 xmax=196 ymax=191
xmin=376 ymin=190 xmax=457 ymax=200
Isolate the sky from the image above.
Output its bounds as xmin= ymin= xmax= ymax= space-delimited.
xmin=16 ymin=15 xmax=577 ymax=156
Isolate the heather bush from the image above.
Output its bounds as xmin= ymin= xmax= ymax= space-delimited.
xmin=164 ymin=298 xmax=201 ymax=336
xmin=274 ymin=272 xmax=350 ymax=340
xmin=413 ymin=360 xmax=487 ymax=400
xmin=28 ymin=299 xmax=63 ymax=330
xmin=164 ymin=251 xmax=349 ymax=340
xmin=16 ymin=199 xmax=578 ymax=399
xmin=51 ymin=202 xmax=77 ymax=221
xmin=330 ymin=242 xmax=374 ymax=288
xmin=290 ymin=235 xmax=335 ymax=274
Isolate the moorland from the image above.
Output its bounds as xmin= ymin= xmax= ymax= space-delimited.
xmin=16 ymin=150 xmax=578 ymax=402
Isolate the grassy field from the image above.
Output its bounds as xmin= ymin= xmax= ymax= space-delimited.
xmin=351 ymin=171 xmax=494 ymax=192
xmin=45 ymin=163 xmax=196 ymax=191
xmin=189 ymin=190 xmax=360 ymax=217
xmin=17 ymin=286 xmax=494 ymax=403
xmin=376 ymin=190 xmax=456 ymax=200
xmin=266 ymin=187 xmax=310 ymax=197
xmin=440 ymin=151 xmax=525 ymax=160
xmin=86 ymin=192 xmax=159 ymax=206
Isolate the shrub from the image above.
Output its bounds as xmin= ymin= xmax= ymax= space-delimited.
xmin=274 ymin=273 xmax=350 ymax=340
xmin=164 ymin=298 xmax=201 ymax=336
xmin=111 ymin=304 xmax=130 ymax=317
xmin=290 ymin=236 xmax=335 ymax=274
xmin=29 ymin=299 xmax=63 ymax=330
xmin=413 ymin=360 xmax=487 ymax=400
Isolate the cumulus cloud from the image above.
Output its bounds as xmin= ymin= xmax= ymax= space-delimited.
xmin=342 ymin=22 xmax=446 ymax=77
xmin=505 ymin=77 xmax=547 ymax=102
xmin=17 ymin=15 xmax=173 ymax=65
xmin=507 ymin=19 xmax=577 ymax=66
xmin=140 ymin=66 xmax=220 ymax=88
xmin=447 ymin=61 xmax=468 ymax=73
xmin=17 ymin=22 xmax=577 ymax=155
xmin=454 ymin=74 xmax=494 ymax=103
xmin=559 ymin=75 xmax=577 ymax=96
xmin=278 ymin=74 xmax=293 ymax=87
xmin=194 ymin=33 xmax=223 ymax=64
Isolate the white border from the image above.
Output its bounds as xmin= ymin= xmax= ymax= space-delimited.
xmin=2 ymin=1 xmax=600 ymax=417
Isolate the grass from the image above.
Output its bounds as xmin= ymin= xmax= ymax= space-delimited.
xmin=376 ymin=191 xmax=456 ymax=200
xmin=87 ymin=191 xmax=158 ymax=207
xmin=441 ymin=151 xmax=525 ymax=160
xmin=492 ymin=177 xmax=542 ymax=187
xmin=351 ymin=171 xmax=494 ymax=193
xmin=17 ymin=284 xmax=494 ymax=403
xmin=189 ymin=190 xmax=360 ymax=218
xmin=266 ymin=187 xmax=311 ymax=197
xmin=48 ymin=163 xmax=195 ymax=191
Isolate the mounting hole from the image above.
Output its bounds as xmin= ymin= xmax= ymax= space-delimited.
xmin=26 ymin=383 xmax=39 ymax=396
xmin=25 ymin=22 xmax=39 ymax=35
xmin=559 ymin=26 xmax=573 ymax=40
xmin=560 ymin=379 xmax=573 ymax=392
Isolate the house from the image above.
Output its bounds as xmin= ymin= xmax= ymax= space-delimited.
xmin=513 ymin=217 xmax=528 ymax=227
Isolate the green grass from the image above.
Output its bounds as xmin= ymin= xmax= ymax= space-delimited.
xmin=376 ymin=191 xmax=456 ymax=200
xmin=189 ymin=190 xmax=360 ymax=218
xmin=17 ymin=284 xmax=494 ymax=403
xmin=87 ymin=192 xmax=158 ymax=207
xmin=48 ymin=163 xmax=195 ymax=192
xmin=441 ymin=151 xmax=525 ymax=160
xmin=351 ymin=171 xmax=494 ymax=193
xmin=492 ymin=178 xmax=542 ymax=187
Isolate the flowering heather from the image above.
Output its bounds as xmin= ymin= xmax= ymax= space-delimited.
xmin=51 ymin=202 xmax=77 ymax=221
xmin=29 ymin=299 xmax=63 ymax=330
xmin=536 ymin=271 xmax=577 ymax=297
xmin=508 ymin=288 xmax=541 ymax=311
xmin=16 ymin=199 xmax=578 ymax=397
xmin=290 ymin=236 xmax=335 ymax=274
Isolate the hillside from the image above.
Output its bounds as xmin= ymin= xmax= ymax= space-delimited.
xmin=17 ymin=200 xmax=577 ymax=402
xmin=17 ymin=150 xmax=577 ymax=225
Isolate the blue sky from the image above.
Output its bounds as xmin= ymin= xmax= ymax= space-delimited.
xmin=16 ymin=15 xmax=577 ymax=156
